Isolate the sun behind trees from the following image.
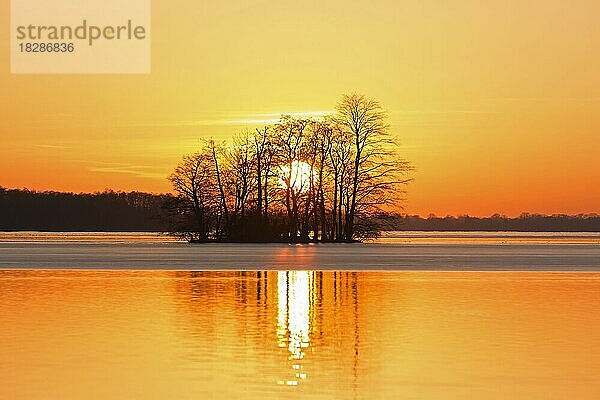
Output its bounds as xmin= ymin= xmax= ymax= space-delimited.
xmin=167 ymin=94 xmax=412 ymax=243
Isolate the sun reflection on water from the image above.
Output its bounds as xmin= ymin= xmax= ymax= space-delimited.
xmin=276 ymin=271 xmax=314 ymax=385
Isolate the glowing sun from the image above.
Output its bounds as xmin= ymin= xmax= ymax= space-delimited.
xmin=279 ymin=161 xmax=313 ymax=192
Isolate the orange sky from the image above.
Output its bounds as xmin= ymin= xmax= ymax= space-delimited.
xmin=1 ymin=0 xmax=599 ymax=216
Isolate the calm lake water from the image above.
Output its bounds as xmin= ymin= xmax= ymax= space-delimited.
xmin=1 ymin=231 xmax=599 ymax=270
xmin=1 ymin=232 xmax=599 ymax=399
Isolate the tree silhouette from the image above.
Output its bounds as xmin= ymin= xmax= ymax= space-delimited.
xmin=167 ymin=94 xmax=412 ymax=242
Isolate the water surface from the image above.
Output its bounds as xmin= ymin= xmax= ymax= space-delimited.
xmin=1 ymin=270 xmax=599 ymax=399
xmin=1 ymin=231 xmax=599 ymax=270
xmin=1 ymin=232 xmax=599 ymax=399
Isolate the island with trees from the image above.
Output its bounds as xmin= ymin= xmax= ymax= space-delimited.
xmin=166 ymin=94 xmax=411 ymax=242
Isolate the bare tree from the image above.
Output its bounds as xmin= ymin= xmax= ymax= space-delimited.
xmin=335 ymin=94 xmax=411 ymax=241
xmin=273 ymin=116 xmax=310 ymax=242
xmin=223 ymin=133 xmax=257 ymax=240
xmin=168 ymin=150 xmax=217 ymax=241
xmin=208 ymin=139 xmax=229 ymax=239
xmin=327 ymin=123 xmax=353 ymax=241
xmin=253 ymin=126 xmax=275 ymax=223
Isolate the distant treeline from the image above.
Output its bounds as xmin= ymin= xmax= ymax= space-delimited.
xmin=0 ymin=187 xmax=171 ymax=232
xmin=392 ymin=214 xmax=600 ymax=232
xmin=1 ymin=187 xmax=598 ymax=232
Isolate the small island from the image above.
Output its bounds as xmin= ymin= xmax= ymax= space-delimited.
xmin=166 ymin=94 xmax=411 ymax=243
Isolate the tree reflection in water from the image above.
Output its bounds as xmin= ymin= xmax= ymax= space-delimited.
xmin=175 ymin=269 xmax=361 ymax=392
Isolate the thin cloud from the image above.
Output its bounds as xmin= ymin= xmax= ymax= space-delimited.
xmin=69 ymin=160 xmax=167 ymax=180
xmin=113 ymin=110 xmax=333 ymax=128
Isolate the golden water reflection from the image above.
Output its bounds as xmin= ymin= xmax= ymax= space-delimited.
xmin=277 ymin=271 xmax=312 ymax=385
xmin=1 ymin=270 xmax=599 ymax=399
